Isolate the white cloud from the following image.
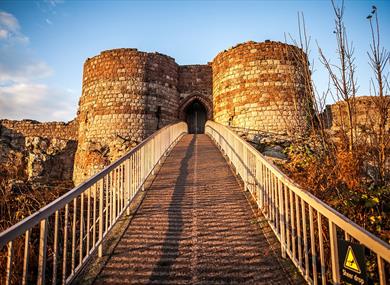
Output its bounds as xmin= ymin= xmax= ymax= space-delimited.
xmin=45 ymin=18 xmax=53 ymax=25
xmin=0 ymin=10 xmax=77 ymax=122
xmin=0 ymin=49 xmax=53 ymax=82
xmin=0 ymin=11 xmax=28 ymax=44
xmin=0 ymin=11 xmax=19 ymax=33
xmin=0 ymin=82 xmax=77 ymax=122
xmin=0 ymin=29 xmax=8 ymax=39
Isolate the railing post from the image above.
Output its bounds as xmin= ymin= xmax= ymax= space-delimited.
xmin=37 ymin=219 xmax=48 ymax=285
xmin=52 ymin=212 xmax=59 ymax=285
xmin=62 ymin=204 xmax=69 ymax=285
xmin=244 ymin=147 xmax=248 ymax=191
xmin=98 ymin=179 xmax=104 ymax=257
xmin=5 ymin=241 xmax=13 ymax=285
xmin=278 ymin=180 xmax=286 ymax=258
xmin=22 ymin=230 xmax=30 ymax=285
xmin=126 ymin=159 xmax=131 ymax=215
xmin=378 ymin=255 xmax=386 ymax=285
xmin=141 ymin=147 xmax=145 ymax=191
xmin=329 ymin=221 xmax=340 ymax=285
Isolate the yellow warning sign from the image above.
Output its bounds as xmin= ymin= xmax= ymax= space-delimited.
xmin=344 ymin=246 xmax=361 ymax=274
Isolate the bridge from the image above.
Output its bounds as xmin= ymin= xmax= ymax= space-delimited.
xmin=1 ymin=121 xmax=389 ymax=284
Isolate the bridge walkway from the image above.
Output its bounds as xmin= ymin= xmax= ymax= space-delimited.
xmin=90 ymin=134 xmax=295 ymax=284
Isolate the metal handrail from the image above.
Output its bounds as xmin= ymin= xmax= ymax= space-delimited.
xmin=0 ymin=121 xmax=188 ymax=285
xmin=205 ymin=120 xmax=389 ymax=285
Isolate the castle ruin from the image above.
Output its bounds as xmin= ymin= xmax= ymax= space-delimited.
xmin=1 ymin=41 xmax=312 ymax=185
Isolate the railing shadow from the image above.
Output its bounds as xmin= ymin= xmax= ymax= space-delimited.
xmin=148 ymin=134 xmax=196 ymax=283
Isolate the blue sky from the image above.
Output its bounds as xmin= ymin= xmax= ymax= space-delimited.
xmin=0 ymin=0 xmax=389 ymax=122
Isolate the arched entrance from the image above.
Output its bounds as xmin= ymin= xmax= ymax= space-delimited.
xmin=184 ymin=100 xmax=207 ymax=134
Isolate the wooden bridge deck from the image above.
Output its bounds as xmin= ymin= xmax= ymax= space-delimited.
xmin=88 ymin=134 xmax=297 ymax=284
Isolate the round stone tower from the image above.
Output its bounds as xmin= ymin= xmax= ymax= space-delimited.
xmin=212 ymin=41 xmax=311 ymax=134
xmin=73 ymin=48 xmax=179 ymax=185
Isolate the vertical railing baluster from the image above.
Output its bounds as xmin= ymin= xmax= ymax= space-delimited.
xmin=301 ymin=199 xmax=309 ymax=278
xmin=139 ymin=151 xmax=141 ymax=190
xmin=93 ymin=184 xmax=97 ymax=248
xmin=120 ymin=166 xmax=123 ymax=212
xmin=271 ymin=175 xmax=275 ymax=227
xmin=140 ymin=148 xmax=144 ymax=190
xmin=6 ymin=240 xmax=13 ymax=285
xmin=267 ymin=169 xmax=271 ymax=220
xmin=126 ymin=159 xmax=130 ymax=215
xmin=378 ymin=255 xmax=386 ymax=285
xmin=317 ymin=212 xmax=326 ymax=285
xmin=244 ymin=146 xmax=248 ymax=191
xmin=261 ymin=164 xmax=265 ymax=212
xmin=121 ymin=162 xmax=126 ymax=212
xmin=274 ymin=176 xmax=279 ymax=232
xmin=37 ymin=219 xmax=48 ymax=285
xmin=113 ymin=170 xmax=117 ymax=220
xmin=278 ymin=179 xmax=286 ymax=258
xmin=255 ymin=159 xmax=261 ymax=207
xmin=80 ymin=193 xmax=84 ymax=265
xmin=295 ymin=193 xmax=302 ymax=267
xmin=62 ymin=204 xmax=68 ymax=285
xmin=329 ymin=221 xmax=340 ymax=285
xmin=98 ymin=179 xmax=104 ymax=257
xmin=290 ymin=190 xmax=297 ymax=261
xmin=71 ymin=198 xmax=77 ymax=274
xmin=87 ymin=188 xmax=91 ymax=253
xmin=22 ymin=230 xmax=30 ymax=285
xmin=117 ymin=168 xmax=119 ymax=217
xmin=309 ymin=206 xmax=318 ymax=284
xmin=52 ymin=211 xmax=59 ymax=285
xmin=109 ymin=172 xmax=113 ymax=227
xmin=105 ymin=176 xmax=109 ymax=232
xmin=284 ymin=185 xmax=290 ymax=255
xmin=120 ymin=166 xmax=123 ymax=213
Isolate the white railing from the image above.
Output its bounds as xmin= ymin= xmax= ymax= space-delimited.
xmin=0 ymin=122 xmax=187 ymax=285
xmin=205 ymin=121 xmax=389 ymax=285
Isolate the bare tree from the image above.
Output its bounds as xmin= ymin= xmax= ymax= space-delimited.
xmin=286 ymin=12 xmax=334 ymax=151
xmin=318 ymin=0 xmax=358 ymax=153
xmin=367 ymin=5 xmax=390 ymax=184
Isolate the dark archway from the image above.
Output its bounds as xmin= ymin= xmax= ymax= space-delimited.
xmin=185 ymin=100 xmax=207 ymax=134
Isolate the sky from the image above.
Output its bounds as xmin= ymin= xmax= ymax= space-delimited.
xmin=0 ymin=0 xmax=389 ymax=122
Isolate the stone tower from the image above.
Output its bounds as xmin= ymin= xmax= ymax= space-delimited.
xmin=73 ymin=49 xmax=180 ymax=184
xmin=212 ymin=41 xmax=310 ymax=134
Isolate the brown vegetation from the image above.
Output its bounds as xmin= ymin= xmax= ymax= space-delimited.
xmin=282 ymin=1 xmax=389 ymax=244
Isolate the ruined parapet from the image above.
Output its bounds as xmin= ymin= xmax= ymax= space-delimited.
xmin=0 ymin=119 xmax=78 ymax=141
xmin=323 ymin=96 xmax=390 ymax=131
xmin=212 ymin=41 xmax=311 ymax=134
xmin=73 ymin=48 xmax=180 ymax=185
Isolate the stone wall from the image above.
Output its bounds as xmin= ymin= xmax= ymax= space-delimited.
xmin=73 ymin=48 xmax=180 ymax=184
xmin=323 ymin=96 xmax=390 ymax=131
xmin=178 ymin=64 xmax=213 ymax=119
xmin=0 ymin=120 xmax=78 ymax=186
xmin=212 ymin=41 xmax=310 ymax=134
xmin=178 ymin=65 xmax=212 ymax=101
xmin=0 ymin=119 xmax=78 ymax=140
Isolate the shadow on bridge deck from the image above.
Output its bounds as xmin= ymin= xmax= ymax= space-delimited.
xmin=77 ymin=134 xmax=303 ymax=285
